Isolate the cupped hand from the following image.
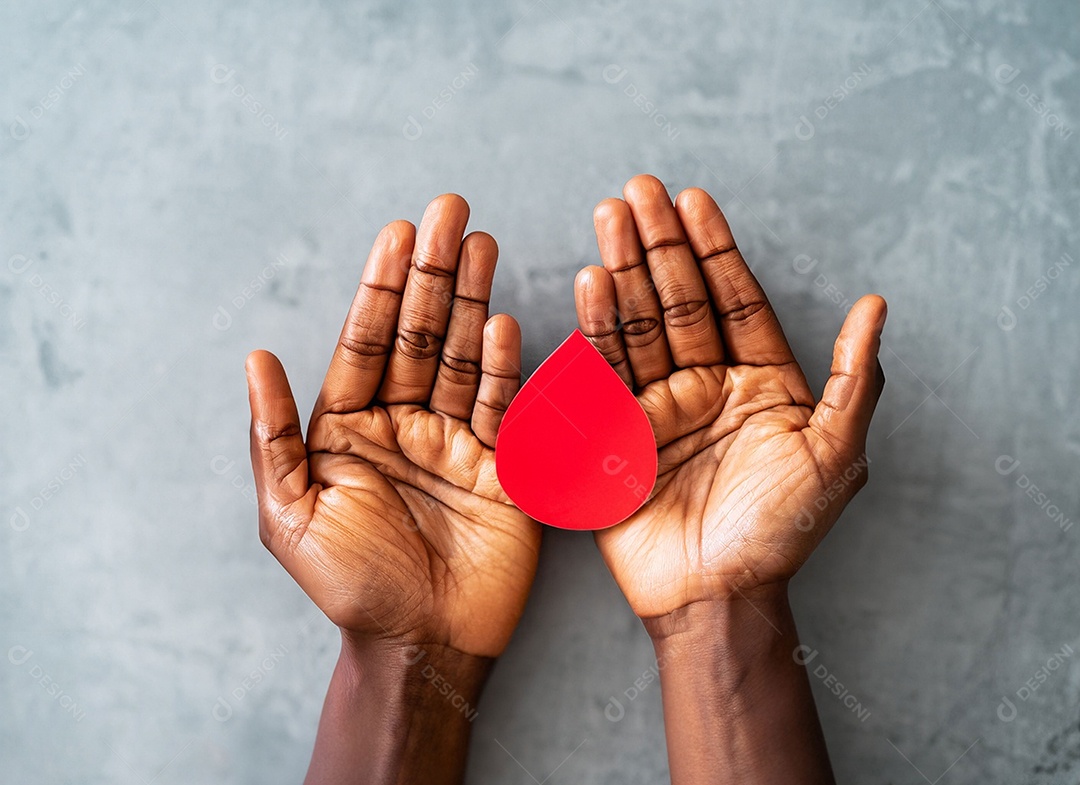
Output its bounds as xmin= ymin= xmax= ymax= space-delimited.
xmin=575 ymin=175 xmax=886 ymax=619
xmin=246 ymin=195 xmax=541 ymax=658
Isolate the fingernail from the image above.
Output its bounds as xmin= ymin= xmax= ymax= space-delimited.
xmin=875 ymin=303 xmax=888 ymax=334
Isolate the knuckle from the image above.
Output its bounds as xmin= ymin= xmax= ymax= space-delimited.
xmin=644 ymin=235 xmax=686 ymax=252
xmin=700 ymin=244 xmax=744 ymax=270
xmin=621 ymin=316 xmax=661 ymax=336
xmin=720 ymin=297 xmax=769 ymax=323
xmin=440 ymin=352 xmax=481 ymax=384
xmin=586 ymin=332 xmax=623 ymax=360
xmin=664 ymin=299 xmax=711 ymax=328
xmin=397 ymin=329 xmax=443 ymax=360
xmin=254 ymin=419 xmax=301 ymax=445
xmin=413 ymin=250 xmax=454 ymax=276
xmin=338 ymin=334 xmax=391 ymax=364
xmin=623 ymin=319 xmax=665 ymax=348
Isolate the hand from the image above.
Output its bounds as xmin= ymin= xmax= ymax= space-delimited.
xmin=246 ymin=194 xmax=541 ymax=659
xmin=574 ymin=175 xmax=886 ymax=619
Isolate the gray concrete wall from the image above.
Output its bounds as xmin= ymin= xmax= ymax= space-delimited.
xmin=2 ymin=1 xmax=1078 ymax=782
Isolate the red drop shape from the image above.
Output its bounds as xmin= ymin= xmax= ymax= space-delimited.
xmin=495 ymin=330 xmax=657 ymax=530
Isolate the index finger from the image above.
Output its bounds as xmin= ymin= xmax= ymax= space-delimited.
xmin=674 ymin=187 xmax=796 ymax=367
xmin=312 ymin=220 xmax=414 ymax=416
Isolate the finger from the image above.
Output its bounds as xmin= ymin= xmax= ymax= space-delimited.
xmin=378 ymin=194 xmax=471 ymax=404
xmin=430 ymin=231 xmax=497 ymax=419
xmin=674 ymin=187 xmax=796 ymax=367
xmin=314 ymin=220 xmax=414 ymax=415
xmin=593 ymin=198 xmax=673 ymax=387
xmin=574 ymin=265 xmax=633 ymax=387
xmin=472 ymin=314 xmax=522 ymax=448
xmin=246 ymin=350 xmax=318 ymax=558
xmin=622 ymin=175 xmax=724 ymax=369
xmin=807 ymin=295 xmax=887 ymax=460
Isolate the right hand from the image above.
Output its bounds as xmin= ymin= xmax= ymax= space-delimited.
xmin=574 ymin=175 xmax=886 ymax=620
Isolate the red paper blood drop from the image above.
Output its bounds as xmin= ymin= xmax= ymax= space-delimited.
xmin=495 ymin=330 xmax=657 ymax=530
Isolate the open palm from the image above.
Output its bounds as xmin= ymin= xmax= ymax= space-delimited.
xmin=575 ymin=176 xmax=885 ymax=619
xmin=247 ymin=195 xmax=540 ymax=658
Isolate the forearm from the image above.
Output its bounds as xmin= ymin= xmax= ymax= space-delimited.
xmin=305 ymin=633 xmax=492 ymax=785
xmin=644 ymin=585 xmax=834 ymax=785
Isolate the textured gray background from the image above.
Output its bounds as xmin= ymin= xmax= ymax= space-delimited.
xmin=2 ymin=1 xmax=1079 ymax=782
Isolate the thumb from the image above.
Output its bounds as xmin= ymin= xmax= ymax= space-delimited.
xmin=807 ymin=295 xmax=887 ymax=461
xmin=246 ymin=350 xmax=317 ymax=557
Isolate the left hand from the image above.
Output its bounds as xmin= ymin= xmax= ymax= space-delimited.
xmin=246 ymin=194 xmax=541 ymax=658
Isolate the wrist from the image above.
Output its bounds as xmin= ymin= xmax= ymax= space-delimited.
xmin=640 ymin=584 xmax=835 ymax=785
xmin=304 ymin=632 xmax=493 ymax=785
xmin=338 ymin=631 xmax=493 ymax=722
xmin=641 ymin=582 xmax=792 ymax=644
xmin=642 ymin=586 xmax=799 ymax=726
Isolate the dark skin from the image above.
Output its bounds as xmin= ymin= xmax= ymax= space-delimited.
xmin=247 ymin=178 xmax=886 ymax=784
xmin=575 ymin=174 xmax=886 ymax=784
xmin=246 ymin=195 xmax=542 ymax=784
